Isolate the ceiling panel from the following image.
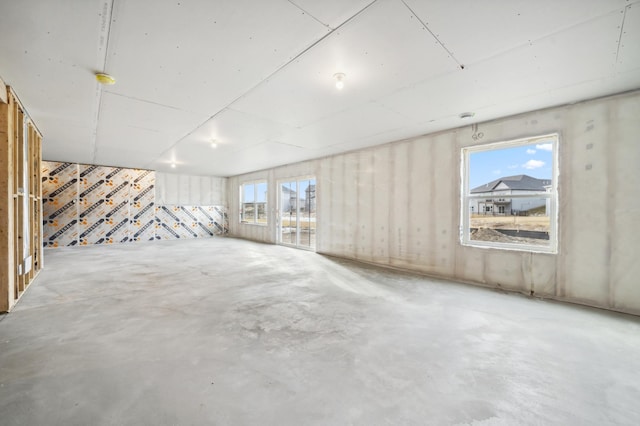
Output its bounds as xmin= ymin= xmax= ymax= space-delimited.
xmin=403 ymin=0 xmax=629 ymax=65
xmin=378 ymin=10 xmax=630 ymax=124
xmin=105 ymin=0 xmax=329 ymax=115
xmin=617 ymin=3 xmax=640 ymax=73
xmin=95 ymin=91 xmax=208 ymax=153
xmin=231 ymin=0 xmax=459 ymax=128
xmin=40 ymin=120 xmax=96 ymax=165
xmin=1 ymin=0 xmax=639 ymax=177
xmin=0 ymin=0 xmax=103 ymax=162
xmin=526 ymin=10 xmax=621 ymax=89
xmin=277 ymin=102 xmax=414 ymax=149
xmin=377 ymin=52 xmax=543 ymax=124
xmin=469 ymin=67 xmax=640 ymax=126
xmin=152 ymin=138 xmax=314 ymax=177
xmin=224 ymin=141 xmax=312 ymax=175
xmin=94 ymin=146 xmax=165 ymax=170
xmin=175 ymin=108 xmax=297 ymax=155
xmin=151 ymin=140 xmax=229 ymax=175
xmin=289 ymin=0 xmax=376 ymax=28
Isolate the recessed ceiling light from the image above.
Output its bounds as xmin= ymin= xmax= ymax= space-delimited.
xmin=333 ymin=72 xmax=346 ymax=90
xmin=95 ymin=73 xmax=116 ymax=85
xmin=459 ymin=112 xmax=475 ymax=119
xmin=170 ymin=163 xmax=176 ymax=168
xmin=210 ymin=140 xmax=218 ymax=148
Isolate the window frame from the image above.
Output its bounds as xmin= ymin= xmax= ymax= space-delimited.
xmin=240 ymin=180 xmax=268 ymax=226
xmin=460 ymin=133 xmax=559 ymax=254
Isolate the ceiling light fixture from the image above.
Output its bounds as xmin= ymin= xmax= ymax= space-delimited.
xmin=333 ymin=72 xmax=346 ymax=90
xmin=210 ymin=140 xmax=218 ymax=148
xmin=170 ymin=163 xmax=176 ymax=168
xmin=95 ymin=73 xmax=116 ymax=85
xmin=459 ymin=112 xmax=475 ymax=119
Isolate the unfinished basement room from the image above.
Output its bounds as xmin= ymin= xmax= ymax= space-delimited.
xmin=1 ymin=1 xmax=640 ymax=425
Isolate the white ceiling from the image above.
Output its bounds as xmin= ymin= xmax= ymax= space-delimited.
xmin=1 ymin=0 xmax=639 ymax=177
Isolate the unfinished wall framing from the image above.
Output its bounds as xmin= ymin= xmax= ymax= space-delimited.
xmin=0 ymin=87 xmax=43 ymax=312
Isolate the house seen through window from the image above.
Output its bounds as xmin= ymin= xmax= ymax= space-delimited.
xmin=461 ymin=134 xmax=558 ymax=253
xmin=240 ymin=181 xmax=268 ymax=225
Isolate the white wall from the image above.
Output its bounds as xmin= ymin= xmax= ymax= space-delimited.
xmin=155 ymin=172 xmax=226 ymax=206
xmin=226 ymin=91 xmax=640 ymax=315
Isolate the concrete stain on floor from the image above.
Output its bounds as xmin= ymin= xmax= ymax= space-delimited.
xmin=1 ymin=237 xmax=639 ymax=425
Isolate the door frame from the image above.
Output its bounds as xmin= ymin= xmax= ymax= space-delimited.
xmin=276 ymin=176 xmax=316 ymax=251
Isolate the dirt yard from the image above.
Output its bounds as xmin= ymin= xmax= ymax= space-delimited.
xmin=470 ymin=227 xmax=548 ymax=246
xmin=470 ymin=215 xmax=550 ymax=245
xmin=470 ymin=215 xmax=550 ymax=232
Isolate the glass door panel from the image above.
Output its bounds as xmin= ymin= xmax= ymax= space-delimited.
xmin=278 ymin=178 xmax=316 ymax=250
xmin=297 ymin=179 xmax=315 ymax=248
xmin=280 ymin=181 xmax=297 ymax=245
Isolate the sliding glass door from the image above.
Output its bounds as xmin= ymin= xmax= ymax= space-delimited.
xmin=278 ymin=177 xmax=316 ymax=250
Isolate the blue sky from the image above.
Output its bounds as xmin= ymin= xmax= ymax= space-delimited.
xmin=469 ymin=141 xmax=553 ymax=189
xmin=244 ymin=182 xmax=268 ymax=202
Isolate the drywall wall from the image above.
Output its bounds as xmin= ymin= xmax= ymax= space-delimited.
xmin=155 ymin=172 xmax=226 ymax=206
xmin=226 ymin=90 xmax=640 ymax=315
xmin=42 ymin=163 xmax=227 ymax=247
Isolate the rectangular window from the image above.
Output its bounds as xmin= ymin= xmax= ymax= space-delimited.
xmin=461 ymin=134 xmax=558 ymax=253
xmin=240 ymin=181 xmax=268 ymax=225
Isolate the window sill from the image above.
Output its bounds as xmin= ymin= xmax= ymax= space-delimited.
xmin=461 ymin=239 xmax=557 ymax=254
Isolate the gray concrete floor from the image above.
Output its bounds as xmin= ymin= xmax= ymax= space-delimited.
xmin=1 ymin=238 xmax=639 ymax=426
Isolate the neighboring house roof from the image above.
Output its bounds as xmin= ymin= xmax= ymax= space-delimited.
xmin=471 ymin=174 xmax=551 ymax=193
xmin=281 ymin=187 xmax=297 ymax=195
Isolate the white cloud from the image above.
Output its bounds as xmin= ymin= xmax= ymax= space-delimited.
xmin=522 ymin=159 xmax=545 ymax=170
xmin=508 ymin=164 xmax=519 ymax=169
xmin=536 ymin=143 xmax=553 ymax=151
xmin=526 ymin=148 xmax=536 ymax=154
xmin=492 ymin=169 xmax=501 ymax=175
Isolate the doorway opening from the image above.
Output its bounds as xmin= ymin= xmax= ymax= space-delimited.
xmin=278 ymin=177 xmax=316 ymax=250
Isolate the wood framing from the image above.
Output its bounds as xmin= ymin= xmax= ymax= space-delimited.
xmin=0 ymin=87 xmax=43 ymax=312
xmin=0 ymin=75 xmax=6 ymax=103
xmin=0 ymin=89 xmax=15 ymax=311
